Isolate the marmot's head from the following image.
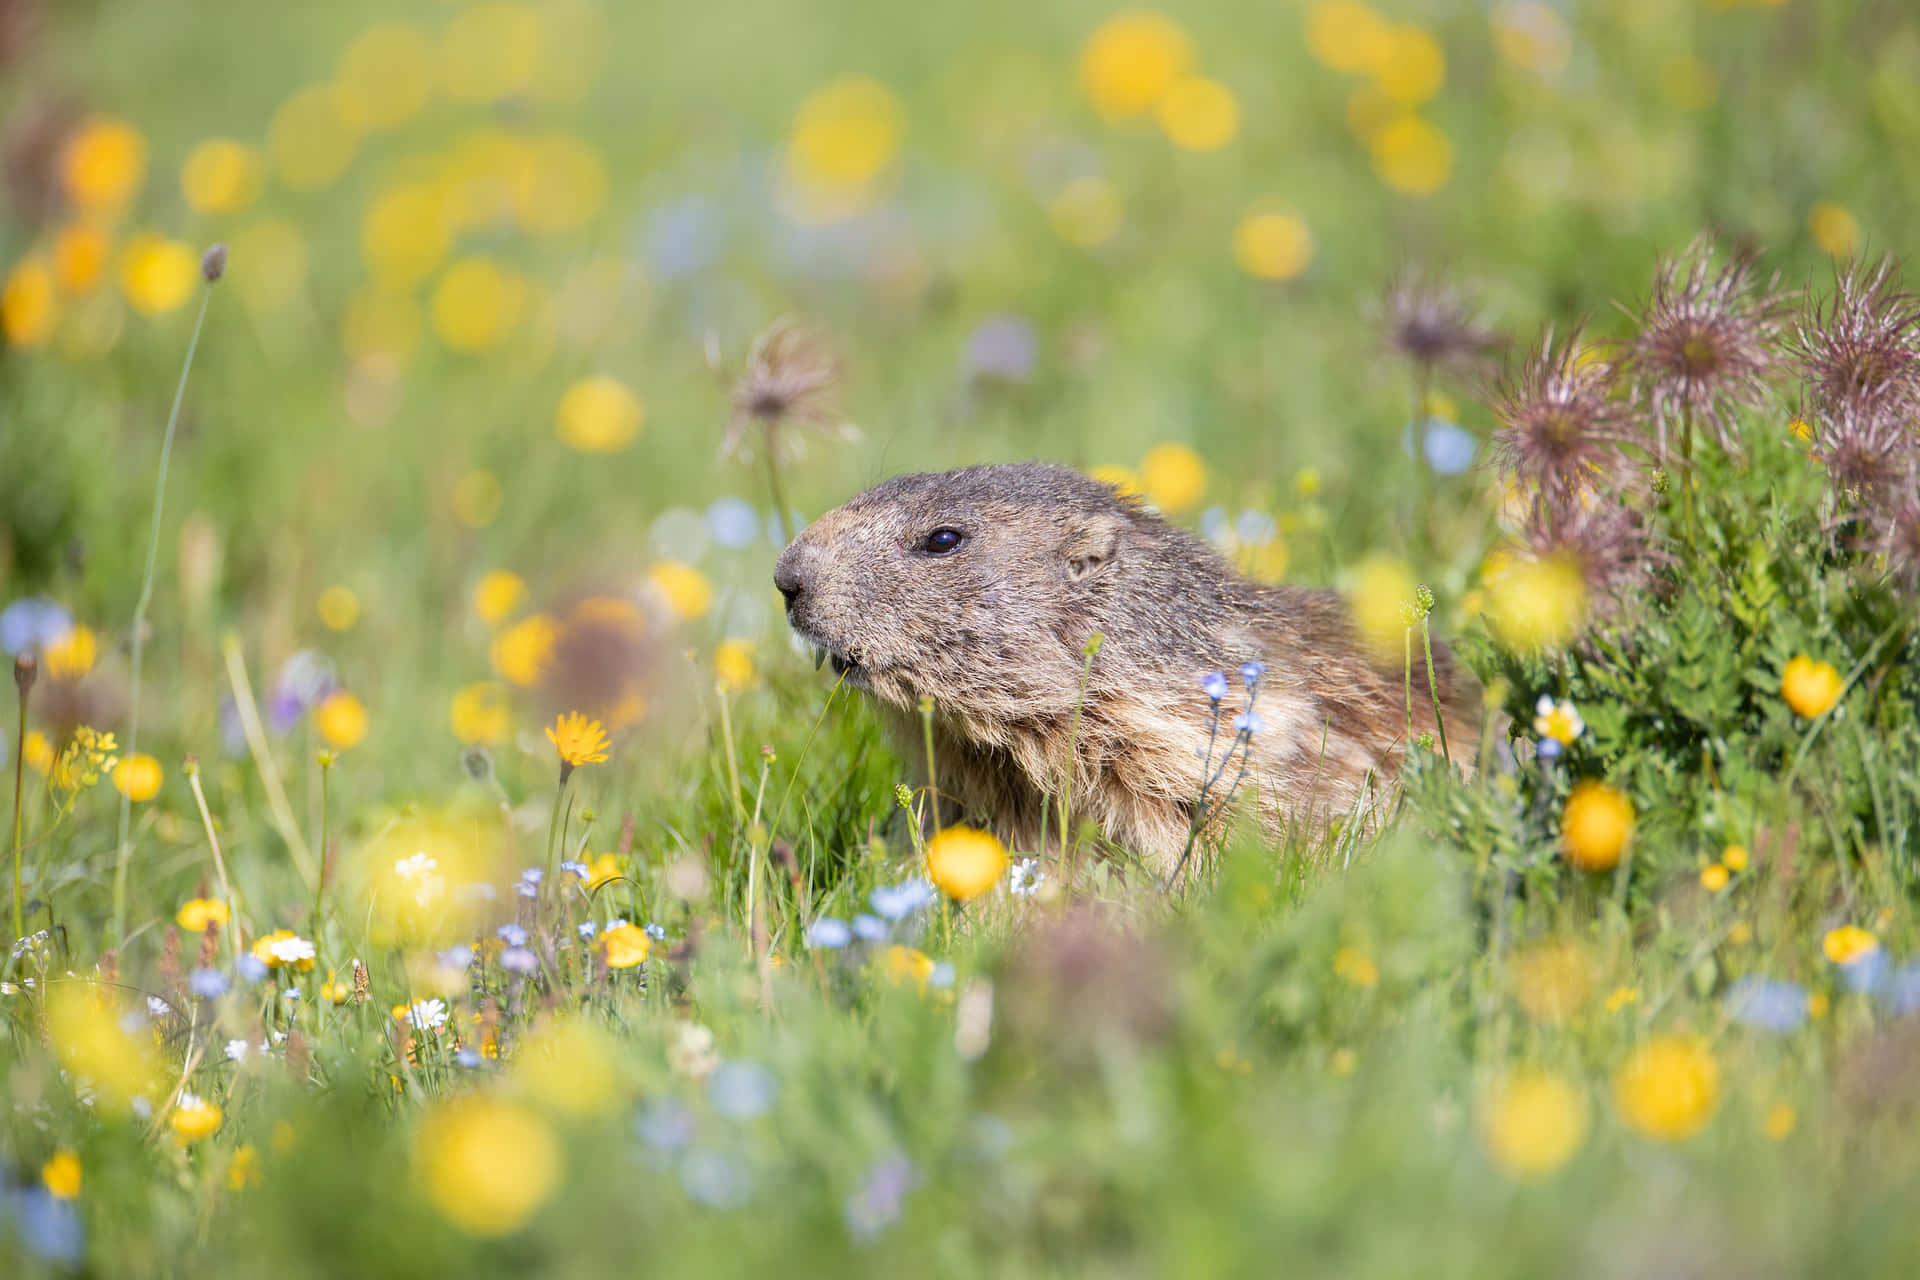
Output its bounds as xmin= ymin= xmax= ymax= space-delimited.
xmin=773 ymin=464 xmax=1140 ymax=714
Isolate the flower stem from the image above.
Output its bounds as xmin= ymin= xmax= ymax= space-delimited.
xmin=762 ymin=422 xmax=791 ymax=545
xmin=10 ymin=678 xmax=28 ymax=943
xmin=1422 ymin=618 xmax=1452 ymax=765
xmin=919 ymin=696 xmax=940 ymax=836
xmin=113 ymin=285 xmax=214 ymax=944
xmin=184 ymin=758 xmax=239 ymax=967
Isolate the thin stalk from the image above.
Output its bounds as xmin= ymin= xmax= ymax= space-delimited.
xmin=114 ymin=286 xmax=214 ymax=943
xmin=312 ymin=754 xmax=333 ymax=948
xmin=919 ymin=697 xmax=941 ymax=835
xmin=1421 ymin=618 xmax=1452 ymax=764
xmin=1677 ymin=407 xmax=1697 ymax=553
xmin=184 ymin=758 xmax=238 ymax=966
xmin=762 ymin=423 xmax=791 ymax=545
xmin=11 ymin=658 xmax=32 ymax=942
xmin=219 ymin=633 xmax=317 ymax=885
xmin=716 ymin=690 xmax=747 ymax=829
xmin=1403 ymin=627 xmax=1415 ymax=739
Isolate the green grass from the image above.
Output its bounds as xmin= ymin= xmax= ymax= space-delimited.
xmin=5 ymin=0 xmax=1920 ymax=1274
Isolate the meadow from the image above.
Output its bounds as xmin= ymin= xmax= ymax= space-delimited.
xmin=4 ymin=0 xmax=1920 ymax=1274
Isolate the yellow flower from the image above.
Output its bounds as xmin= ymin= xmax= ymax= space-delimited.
xmin=1480 ymin=1070 xmax=1588 ymax=1178
xmin=648 ymin=563 xmax=713 ymax=621
xmin=1078 ymin=11 xmax=1193 ymax=119
xmin=431 ymin=256 xmax=523 ymax=352
xmin=1370 ymin=114 xmax=1453 ymax=196
xmin=1329 ymin=1047 xmax=1357 ymax=1077
xmin=601 ymin=922 xmax=650 ymax=968
xmin=450 ymin=682 xmax=512 ymax=746
xmin=169 ymin=1093 xmax=224 ymax=1144
xmin=454 ymin=470 xmax=505 ymax=528
xmin=1721 ymin=844 xmax=1749 ymax=872
xmin=320 ymin=973 xmax=352 ymax=1005
xmin=180 ymin=139 xmax=264 ymax=215
xmin=1139 ymin=442 xmax=1207 ymax=513
xmin=1232 ymin=211 xmax=1314 ymax=282
xmin=52 ymin=727 xmax=117 ymax=791
xmin=513 ymin=1018 xmax=626 ymax=1116
xmin=925 ymin=825 xmax=1008 ymax=903
xmin=1512 ymin=940 xmax=1589 ymax=1024
xmin=1324 ymin=945 xmax=1376 ymax=988
xmin=1808 ymin=201 xmax=1861 ymax=258
xmin=415 ymin=1094 xmax=560 ymax=1237
xmin=42 ymin=624 xmax=97 ymax=680
xmin=176 ymin=897 xmax=230 ymax=932
xmin=1781 ymin=654 xmax=1843 ymax=718
xmin=268 ymin=85 xmax=359 ymax=190
xmin=783 ymin=77 xmax=905 ymax=221
xmin=3 ymin=257 xmax=59 ymax=347
xmin=52 ymin=224 xmax=109 ymax=294
xmin=880 ymin=944 xmax=936 ymax=992
xmin=584 ymin=853 xmax=623 ymax=890
xmin=1305 ymin=1 xmax=1392 ymax=74
xmin=491 ymin=613 xmax=558 ymax=686
xmin=1048 ymin=176 xmax=1124 ymax=249
xmin=1562 ymin=782 xmax=1634 ymax=872
xmin=1822 ymin=925 xmax=1879 ymax=966
xmin=1348 ymin=554 xmax=1418 ymax=661
xmin=473 ymin=570 xmax=526 ymax=627
xmin=1483 ymin=549 xmax=1586 ymax=652
xmin=118 ymin=233 xmax=199 ymax=316
xmin=41 ymin=1150 xmax=82 ymax=1199
xmin=713 ymin=639 xmax=756 ymax=693
xmin=1699 ymin=863 xmax=1730 ymax=893
xmin=1762 ymin=1101 xmax=1797 ymax=1141
xmin=1371 ymin=25 xmax=1445 ymax=105
xmin=1613 ymin=1037 xmax=1720 ymax=1141
xmin=555 ymin=376 xmax=643 ymax=453
xmin=227 ymin=1145 xmax=261 ymax=1190
xmin=61 ymin=117 xmax=147 ymax=213
xmin=252 ymin=930 xmax=317 ymax=972
xmin=362 ymin=183 xmax=452 ymax=286
xmin=315 ymin=691 xmax=369 ymax=751
xmin=1490 ymin=2 xmax=1571 ymax=76
xmin=1156 ymin=76 xmax=1239 ymax=151
xmin=335 ymin=22 xmax=436 ymax=131
xmin=547 ymin=711 xmax=610 ymax=770
xmin=111 ymin=754 xmax=164 ymax=802
xmin=1604 ymin=985 xmax=1641 ymax=1013
xmin=1728 ymin=921 xmax=1753 ymax=945
xmin=1787 ymin=416 xmax=1813 ymax=443
xmin=317 ymin=585 xmax=361 ymax=631
xmin=1088 ymin=464 xmax=1142 ymax=497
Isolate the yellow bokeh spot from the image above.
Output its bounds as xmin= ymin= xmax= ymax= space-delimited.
xmin=1808 ymin=201 xmax=1861 ymax=258
xmin=2 ymin=258 xmax=58 ymax=347
xmin=343 ymin=285 xmax=423 ymax=363
xmin=1348 ymin=554 xmax=1417 ymax=660
xmin=169 ymin=1095 xmax=224 ymax=1145
xmin=180 ymin=139 xmax=264 ymax=215
xmin=880 ymin=944 xmax=937 ymax=993
xmin=926 ymin=825 xmax=1008 ymax=903
xmin=1079 ymin=11 xmax=1194 ymax=119
xmin=1613 ymin=1037 xmax=1720 ymax=1142
xmin=335 ymin=22 xmax=436 ymax=131
xmin=1721 ymin=844 xmax=1750 ymax=873
xmin=601 ymin=922 xmax=651 ymax=968
xmin=1763 ymin=1102 xmax=1797 ymax=1141
xmin=513 ymin=1019 xmax=628 ymax=1116
xmin=491 ymin=613 xmax=558 ymax=687
xmin=440 ymin=2 xmax=543 ymax=104
xmin=1371 ymin=25 xmax=1446 ymax=106
xmin=784 ymin=77 xmax=906 ymax=222
xmin=555 ymin=376 xmax=643 ymax=453
xmin=1483 ymin=549 xmax=1586 ymax=653
xmin=439 ymin=129 xmax=536 ymax=232
xmin=450 ymin=681 xmax=512 ymax=745
xmin=1699 ymin=862 xmax=1730 ymax=892
xmin=648 ymin=562 xmax=713 ymax=622
xmin=177 ymin=897 xmax=229 ymax=932
xmin=714 ymin=639 xmax=756 ymax=693
xmin=111 ymin=753 xmax=164 ymax=802
xmin=431 ymin=257 xmax=523 ymax=352
xmin=60 ymin=117 xmax=147 ymax=214
xmin=46 ymin=983 xmax=165 ymax=1111
xmin=1333 ymin=946 xmax=1379 ymax=988
xmin=1823 ymin=925 xmax=1879 ymax=966
xmin=415 ymin=1095 xmax=560 ymax=1237
xmin=1048 ymin=175 xmax=1124 ymax=248
xmin=43 ymin=624 xmax=97 ymax=680
xmin=1156 ymin=76 xmax=1240 ymax=151
xmin=1512 ymin=940 xmax=1590 ymax=1024
xmin=474 ymin=570 xmax=527 ymax=626
xmin=1305 ymin=1 xmax=1392 ymax=74
xmin=1232 ymin=211 xmax=1313 ymax=282
xmin=1480 ymin=1071 xmax=1588 ymax=1178
xmin=1370 ymin=114 xmax=1453 ymax=195
xmin=1490 ymin=3 xmax=1571 ymax=76
xmin=1088 ymin=464 xmax=1142 ymax=497
xmin=42 ymin=1151 xmax=82 ymax=1200
xmin=118 ymin=234 xmax=198 ymax=316
xmin=268 ymin=85 xmax=360 ymax=190
xmin=1561 ymin=782 xmax=1634 ymax=872
xmin=1139 ymin=442 xmax=1207 ymax=513
xmin=227 ymin=218 xmax=311 ymax=313
xmin=358 ymin=813 xmax=507 ymax=947
xmin=1661 ymin=54 xmax=1718 ymax=113
xmin=519 ymin=133 xmax=608 ymax=234
xmin=363 ymin=184 xmax=453 ymax=286
xmin=318 ymin=585 xmax=361 ymax=631
xmin=52 ymin=224 xmax=109 ymax=294
xmin=454 ymin=470 xmax=505 ymax=528
xmin=315 ymin=691 xmax=369 ymax=751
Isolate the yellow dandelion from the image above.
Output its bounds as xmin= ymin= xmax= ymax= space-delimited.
xmin=1232 ymin=210 xmax=1313 ymax=282
xmin=1139 ymin=442 xmax=1207 ymax=513
xmin=1483 ymin=549 xmax=1586 ymax=653
xmin=1562 ymin=782 xmax=1634 ymax=872
xmin=1088 ymin=464 xmax=1142 ymax=497
xmin=555 ymin=375 xmax=643 ymax=453
xmin=60 ymin=117 xmax=147 ymax=213
xmin=1603 ymin=985 xmax=1641 ymax=1013
xmin=1613 ymin=1036 xmax=1720 ymax=1141
xmin=168 ymin=1093 xmax=224 ymax=1145
xmin=1348 ymin=554 xmax=1418 ymax=662
xmin=335 ymin=22 xmax=436 ymax=131
xmin=925 ymin=825 xmax=1008 ymax=903
xmin=1808 ymin=991 xmax=1830 ymax=1019
xmin=41 ymin=1151 xmax=82 ymax=1199
xmin=1762 ymin=1101 xmax=1797 ymax=1141
xmin=180 ymin=139 xmax=264 ymax=215
xmin=490 ymin=613 xmax=558 ymax=686
xmin=584 ymin=853 xmax=623 ymax=890
xmin=3 ymin=257 xmax=59 ymax=347
xmin=473 ymin=570 xmax=527 ymax=626
xmin=880 ymin=944 xmax=937 ymax=993
xmin=176 ymin=897 xmax=230 ymax=932
xmin=601 ymin=922 xmax=650 ymax=969
xmin=111 ymin=754 xmax=164 ymax=802
xmin=449 ymin=682 xmax=512 ymax=746
xmin=783 ymin=77 xmax=906 ymax=221
xmin=547 ymin=711 xmax=610 ymax=774
xmin=1078 ymin=11 xmax=1194 ymax=119
xmin=1480 ymin=1070 xmax=1588 ymax=1178
xmin=1822 ymin=925 xmax=1879 ymax=966
xmin=1781 ymin=655 xmax=1843 ymax=719
xmin=1721 ymin=844 xmax=1750 ymax=872
xmin=227 ymin=1145 xmax=261 ymax=1191
xmin=648 ymin=562 xmax=714 ymax=622
xmin=314 ymin=691 xmax=369 ymax=751
xmin=362 ymin=183 xmax=453 ymax=286
xmin=1371 ymin=25 xmax=1446 ymax=106
xmin=118 ymin=234 xmax=199 ymax=316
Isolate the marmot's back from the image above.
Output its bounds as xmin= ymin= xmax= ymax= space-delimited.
xmin=774 ymin=463 xmax=1481 ymax=872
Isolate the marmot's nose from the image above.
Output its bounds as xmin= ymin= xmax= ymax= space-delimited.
xmin=773 ymin=546 xmax=811 ymax=609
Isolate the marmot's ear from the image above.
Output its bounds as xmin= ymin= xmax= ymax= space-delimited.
xmin=1063 ymin=513 xmax=1127 ymax=584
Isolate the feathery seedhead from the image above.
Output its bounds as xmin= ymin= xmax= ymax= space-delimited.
xmin=1491 ymin=327 xmax=1639 ymax=512
xmin=1790 ymin=256 xmax=1920 ymax=418
xmin=1812 ymin=400 xmax=1916 ymax=504
xmin=1521 ymin=493 xmax=1656 ymax=623
xmin=719 ymin=322 xmax=849 ymax=461
xmin=1874 ymin=498 xmax=1920 ymax=594
xmin=1623 ymin=235 xmax=1791 ymax=457
xmin=1382 ymin=268 xmax=1503 ymax=373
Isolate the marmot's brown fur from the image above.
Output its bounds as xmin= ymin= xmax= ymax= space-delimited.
xmin=773 ymin=463 xmax=1480 ymax=873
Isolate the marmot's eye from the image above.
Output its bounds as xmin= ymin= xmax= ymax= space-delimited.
xmin=918 ymin=527 xmax=967 ymax=556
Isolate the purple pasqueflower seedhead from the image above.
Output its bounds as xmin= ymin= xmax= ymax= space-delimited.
xmin=1491 ymin=327 xmax=1640 ymax=512
xmin=1811 ymin=400 xmax=1916 ymax=505
xmin=1789 ymin=256 xmax=1920 ymax=418
xmin=1381 ymin=267 xmax=1503 ymax=373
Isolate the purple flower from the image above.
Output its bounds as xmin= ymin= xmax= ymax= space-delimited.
xmin=1726 ymin=975 xmax=1809 ymax=1034
xmin=852 ymin=914 xmax=888 ymax=943
xmin=1201 ymin=671 xmax=1228 ymax=702
xmin=708 ymin=1061 xmax=778 ymax=1120
xmin=1838 ymin=946 xmax=1890 ymax=995
xmin=806 ymin=917 xmax=852 ymax=949
xmin=844 ymin=1153 xmax=916 ymax=1242
xmin=707 ymin=497 xmax=762 ymax=550
xmin=1536 ymin=737 xmax=1564 ymax=762
xmin=455 ymin=1048 xmax=484 ymax=1069
xmin=679 ymin=1149 xmax=751 ymax=1210
xmin=964 ymin=314 xmax=1038 ymax=383
xmin=496 ymin=923 xmax=529 ymax=947
xmin=1232 ymin=711 xmax=1265 ymax=736
xmin=870 ymin=880 xmax=937 ymax=922
xmin=1239 ymin=661 xmax=1267 ymax=688
xmin=560 ymin=860 xmax=588 ymax=880
xmin=9 ymin=1188 xmax=83 ymax=1265
xmin=189 ymin=967 xmax=229 ymax=999
xmin=236 ymin=954 xmax=268 ymax=984
xmin=0 ymin=597 xmax=73 ymax=657
xmin=637 ymin=1098 xmax=698 ymax=1152
xmin=645 ymin=922 xmax=667 ymax=942
xmin=500 ymin=947 xmax=538 ymax=974
xmin=268 ymin=650 xmax=337 ymax=733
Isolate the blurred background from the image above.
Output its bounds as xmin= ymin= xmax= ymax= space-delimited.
xmin=1 ymin=0 xmax=1910 ymax=790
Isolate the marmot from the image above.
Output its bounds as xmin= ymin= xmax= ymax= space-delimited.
xmin=773 ymin=463 xmax=1480 ymax=874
